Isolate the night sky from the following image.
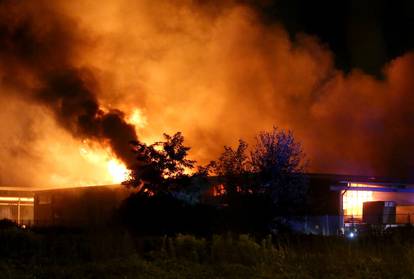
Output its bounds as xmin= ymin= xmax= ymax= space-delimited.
xmin=247 ymin=0 xmax=414 ymax=76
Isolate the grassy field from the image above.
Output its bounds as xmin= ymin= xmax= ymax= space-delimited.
xmin=1 ymin=226 xmax=414 ymax=278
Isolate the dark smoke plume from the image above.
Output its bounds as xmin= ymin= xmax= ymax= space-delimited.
xmin=0 ymin=0 xmax=137 ymax=167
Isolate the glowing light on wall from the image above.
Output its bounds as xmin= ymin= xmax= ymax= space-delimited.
xmin=342 ymin=183 xmax=374 ymax=217
xmin=0 ymin=196 xmax=34 ymax=226
xmin=0 ymin=197 xmax=34 ymax=202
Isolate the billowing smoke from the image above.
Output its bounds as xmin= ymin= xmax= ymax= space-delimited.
xmin=1 ymin=0 xmax=414 ymax=186
xmin=38 ymin=69 xmax=137 ymax=167
xmin=0 ymin=0 xmax=137 ymax=170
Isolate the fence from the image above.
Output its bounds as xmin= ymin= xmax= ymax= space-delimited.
xmin=276 ymin=214 xmax=414 ymax=236
xmin=274 ymin=215 xmax=340 ymax=236
xmin=344 ymin=214 xmax=414 ymax=225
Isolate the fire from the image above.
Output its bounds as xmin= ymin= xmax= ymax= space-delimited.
xmin=128 ymin=108 xmax=147 ymax=130
xmin=107 ymin=159 xmax=129 ymax=183
xmin=342 ymin=183 xmax=374 ymax=217
xmin=79 ymin=143 xmax=130 ymax=185
xmin=212 ymin=184 xmax=226 ymax=197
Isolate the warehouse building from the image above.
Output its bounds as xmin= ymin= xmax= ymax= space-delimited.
xmin=1 ymin=175 xmax=414 ymax=234
xmin=330 ymin=177 xmax=414 ymax=233
xmin=0 ymin=184 xmax=131 ymax=227
xmin=271 ymin=174 xmax=414 ymax=235
xmin=0 ymin=187 xmax=35 ymax=226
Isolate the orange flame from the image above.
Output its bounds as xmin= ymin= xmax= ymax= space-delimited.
xmin=79 ymin=143 xmax=130 ymax=184
xmin=128 ymin=108 xmax=147 ymax=130
xmin=342 ymin=183 xmax=374 ymax=217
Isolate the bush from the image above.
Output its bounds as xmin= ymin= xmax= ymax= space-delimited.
xmin=1 ymin=229 xmax=414 ymax=278
xmin=211 ymin=234 xmax=263 ymax=265
xmin=0 ymin=219 xmax=18 ymax=229
xmin=170 ymin=234 xmax=207 ymax=262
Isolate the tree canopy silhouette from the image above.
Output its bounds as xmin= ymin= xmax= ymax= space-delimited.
xmin=125 ymin=132 xmax=195 ymax=193
xmin=251 ymin=127 xmax=308 ymax=213
xmin=121 ymin=127 xmax=308 ymax=234
xmin=208 ymin=127 xmax=308 ymax=213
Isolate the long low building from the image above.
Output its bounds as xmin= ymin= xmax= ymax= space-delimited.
xmin=330 ymin=178 xmax=414 ymax=226
xmin=0 ymin=187 xmax=35 ymax=226
xmin=269 ymin=174 xmax=414 ymax=235
xmin=2 ymin=174 xmax=414 ymax=234
xmin=299 ymin=174 xmax=414 ymax=235
xmin=0 ymin=184 xmax=131 ymax=227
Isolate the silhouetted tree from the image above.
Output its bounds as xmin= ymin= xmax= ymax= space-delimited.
xmin=121 ymin=128 xmax=307 ymax=235
xmin=206 ymin=139 xmax=276 ymax=232
xmin=213 ymin=140 xmax=249 ymax=176
xmin=125 ymin=132 xmax=195 ymax=193
xmin=250 ymin=127 xmax=307 ymax=213
xmin=210 ymin=140 xmax=251 ymax=195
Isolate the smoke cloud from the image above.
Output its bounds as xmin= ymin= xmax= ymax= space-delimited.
xmin=0 ymin=0 xmax=414 ymax=186
xmin=0 ymin=0 xmax=137 ymax=175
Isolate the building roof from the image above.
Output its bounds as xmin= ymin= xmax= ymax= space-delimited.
xmin=0 ymin=184 xmax=122 ymax=193
xmin=330 ymin=185 xmax=414 ymax=193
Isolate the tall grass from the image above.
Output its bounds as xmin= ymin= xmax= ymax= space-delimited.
xmin=1 ymin=226 xmax=414 ymax=278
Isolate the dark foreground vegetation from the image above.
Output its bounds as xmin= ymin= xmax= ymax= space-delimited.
xmin=2 ymin=225 xmax=414 ymax=279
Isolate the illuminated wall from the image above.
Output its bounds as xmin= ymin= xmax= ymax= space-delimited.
xmin=0 ymin=196 xmax=34 ymax=225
